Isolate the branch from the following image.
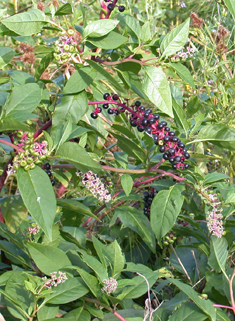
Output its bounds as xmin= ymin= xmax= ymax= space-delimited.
xmin=34 ymin=120 xmax=52 ymax=139
xmin=0 ymin=139 xmax=24 ymax=153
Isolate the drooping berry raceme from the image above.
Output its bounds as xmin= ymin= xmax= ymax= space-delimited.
xmin=206 ymin=192 xmax=224 ymax=238
xmin=143 ymin=189 xmax=157 ymax=219
xmin=10 ymin=131 xmax=50 ymax=172
xmin=101 ymin=277 xmax=118 ymax=294
xmin=42 ymin=271 xmax=67 ymax=289
xmin=103 ymin=0 xmax=125 ymax=12
xmin=53 ymin=31 xmax=78 ymax=65
xmin=77 ymin=171 xmax=111 ymax=202
xmin=90 ymin=95 xmax=190 ymax=169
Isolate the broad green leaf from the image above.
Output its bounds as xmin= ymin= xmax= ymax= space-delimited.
xmin=37 ymin=305 xmax=59 ymax=321
xmin=142 ymin=66 xmax=173 ymax=117
xmin=0 ymin=47 xmax=15 ymax=68
xmin=17 ymin=166 xmax=57 ymax=241
xmin=2 ymin=9 xmax=46 ymax=36
xmin=63 ymin=67 xmax=97 ymax=94
xmin=224 ymin=0 xmax=235 ymax=19
xmin=35 ymin=52 xmax=54 ymax=82
xmin=55 ymin=142 xmax=102 ymax=173
xmin=55 ymin=118 xmax=73 ymax=150
xmin=168 ymin=278 xmax=216 ymax=321
xmin=189 ymin=113 xmax=205 ymax=137
xmin=63 ymin=307 xmax=91 ymax=321
xmin=85 ymin=305 xmax=104 ymax=319
xmin=0 ymin=240 xmax=31 ymax=268
xmin=172 ymin=99 xmax=189 ymax=136
xmin=117 ymin=70 xmax=147 ymax=99
xmin=55 ymin=3 xmax=72 ymax=15
xmin=216 ymin=309 xmax=232 ymax=321
xmin=87 ymin=30 xmax=127 ymax=49
xmin=86 ymin=59 xmax=123 ymax=92
xmin=61 ymin=227 xmax=86 ymax=248
xmin=208 ymin=237 xmax=228 ymax=279
xmin=140 ymin=21 xmax=151 ymax=42
xmin=160 ymin=19 xmax=190 ymax=58
xmin=109 ymin=240 xmax=125 ymax=277
xmin=204 ymin=173 xmax=229 ymax=185
xmin=57 ymin=199 xmax=100 ymax=220
xmin=0 ymin=118 xmax=30 ymax=132
xmin=192 ymin=124 xmax=235 ymax=150
xmin=117 ymin=271 xmax=160 ymax=299
xmin=121 ymin=174 xmax=133 ymax=196
xmin=83 ymin=19 xmax=119 ymax=38
xmin=117 ymin=14 xmax=141 ymax=40
xmin=168 ymin=302 xmax=208 ymax=321
xmin=45 ymin=277 xmax=88 ymax=304
xmin=150 ymin=185 xmax=184 ymax=243
xmin=168 ymin=62 xmax=195 ymax=88
xmin=2 ymin=83 xmax=42 ymax=121
xmin=79 ymin=251 xmax=108 ymax=282
xmin=27 ymin=242 xmax=71 ymax=275
xmin=52 ymin=91 xmax=88 ymax=127
xmin=225 ymin=192 xmax=235 ymax=204
xmin=92 ymin=236 xmax=108 ymax=269
xmin=112 ymin=133 xmax=147 ymax=163
xmin=115 ymin=207 xmax=156 ymax=252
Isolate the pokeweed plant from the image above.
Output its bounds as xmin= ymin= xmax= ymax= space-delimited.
xmin=0 ymin=0 xmax=235 ymax=320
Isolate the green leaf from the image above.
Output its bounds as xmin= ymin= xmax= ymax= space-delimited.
xmin=160 ymin=19 xmax=190 ymax=58
xmin=86 ymin=59 xmax=123 ymax=92
xmin=208 ymin=236 xmax=228 ymax=278
xmin=57 ymin=199 xmax=100 ymax=220
xmin=35 ymin=52 xmax=54 ymax=82
xmin=55 ymin=3 xmax=73 ymax=15
xmin=168 ymin=302 xmax=208 ymax=321
xmin=62 ymin=227 xmax=86 ymax=248
xmin=27 ymin=242 xmax=71 ymax=275
xmin=117 ymin=14 xmax=141 ymax=40
xmin=52 ymin=91 xmax=88 ymax=127
xmin=79 ymin=251 xmax=108 ymax=282
xmin=2 ymin=83 xmax=42 ymax=121
xmin=87 ymin=30 xmax=127 ymax=49
xmin=121 ymin=174 xmax=133 ymax=196
xmin=110 ymin=241 xmax=125 ymax=277
xmin=0 ymin=47 xmax=15 ymax=68
xmin=63 ymin=307 xmax=91 ymax=321
xmin=192 ymin=124 xmax=235 ymax=150
xmin=168 ymin=62 xmax=195 ymax=88
xmin=83 ymin=19 xmax=119 ymax=38
xmin=204 ymin=173 xmax=229 ymax=185
xmin=0 ymin=240 xmax=31 ymax=268
xmin=92 ymin=236 xmax=108 ymax=269
xmin=115 ymin=206 xmax=156 ymax=252
xmin=17 ymin=166 xmax=57 ymax=241
xmin=172 ymin=99 xmax=189 ymax=136
xmin=2 ymin=9 xmax=46 ymax=36
xmin=55 ymin=142 xmax=102 ymax=173
xmin=140 ymin=21 xmax=151 ymax=42
xmin=112 ymin=133 xmax=147 ymax=163
xmin=45 ymin=277 xmax=88 ymax=304
xmin=37 ymin=305 xmax=59 ymax=321
xmin=56 ymin=118 xmax=73 ymax=150
xmin=168 ymin=278 xmax=216 ymax=321
xmin=224 ymin=0 xmax=235 ymax=19
xmin=225 ymin=192 xmax=235 ymax=204
xmin=150 ymin=185 xmax=184 ymax=243
xmin=216 ymin=309 xmax=232 ymax=321
xmin=63 ymin=67 xmax=97 ymax=94
xmin=0 ymin=118 xmax=30 ymax=132
xmin=142 ymin=66 xmax=173 ymax=117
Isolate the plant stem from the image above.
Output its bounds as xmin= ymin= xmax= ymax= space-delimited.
xmin=34 ymin=120 xmax=52 ymax=139
xmin=0 ymin=138 xmax=24 ymax=153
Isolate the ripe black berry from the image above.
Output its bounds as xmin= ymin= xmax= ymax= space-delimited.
xmin=144 ymin=109 xmax=151 ymax=118
xmin=51 ymin=179 xmax=56 ymax=186
xmin=103 ymin=93 xmax=109 ymax=100
xmin=184 ymin=163 xmax=190 ymax=169
xmin=140 ymin=106 xmax=145 ymax=111
xmin=160 ymin=121 xmax=167 ymax=127
xmin=97 ymin=107 xmax=102 ymax=113
xmin=45 ymin=163 xmax=51 ymax=170
xmin=137 ymin=125 xmax=144 ymax=132
xmin=148 ymin=118 xmax=155 ymax=124
xmin=112 ymin=94 xmax=119 ymax=100
xmin=168 ymin=131 xmax=175 ymax=136
xmin=184 ymin=152 xmax=190 ymax=159
xmin=141 ymin=119 xmax=148 ymax=126
xmin=145 ymin=127 xmax=152 ymax=135
xmin=114 ymin=110 xmax=119 ymax=116
xmin=163 ymin=152 xmax=169 ymax=160
xmin=108 ymin=108 xmax=114 ymax=114
xmin=107 ymin=3 xmax=114 ymax=10
xmin=165 ymin=127 xmax=170 ymax=132
xmin=153 ymin=114 xmax=159 ymax=120
xmin=135 ymin=100 xmax=141 ymax=107
xmin=174 ymin=156 xmax=181 ymax=163
xmin=172 ymin=164 xmax=177 ymax=169
xmin=74 ymin=137 xmax=79 ymax=143
xmin=91 ymin=112 xmax=98 ymax=119
xmin=130 ymin=119 xmax=137 ymax=127
xmin=118 ymin=5 xmax=125 ymax=12
xmin=168 ymin=148 xmax=175 ymax=155
xmin=171 ymin=136 xmax=178 ymax=143
xmin=102 ymin=103 xmax=109 ymax=109
xmin=178 ymin=142 xmax=185 ymax=149
xmin=158 ymin=123 xmax=164 ymax=129
xmin=46 ymin=170 xmax=52 ymax=177
xmin=153 ymin=135 xmax=158 ymax=144
xmin=159 ymin=146 xmax=165 ymax=153
xmin=169 ymin=157 xmax=175 ymax=163
xmin=164 ymin=136 xmax=170 ymax=142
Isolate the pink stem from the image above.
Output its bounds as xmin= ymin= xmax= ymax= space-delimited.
xmin=0 ymin=138 xmax=25 ymax=153
xmin=113 ymin=311 xmax=128 ymax=321
xmin=213 ymin=304 xmax=234 ymax=310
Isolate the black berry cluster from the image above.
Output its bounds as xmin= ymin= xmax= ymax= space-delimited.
xmin=143 ymin=189 xmax=156 ymax=219
xmin=104 ymin=0 xmax=125 ymax=12
xmin=44 ymin=163 xmax=55 ymax=186
xmin=91 ymin=93 xmax=190 ymax=170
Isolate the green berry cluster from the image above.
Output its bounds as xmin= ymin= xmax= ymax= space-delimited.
xmin=163 ymin=232 xmax=177 ymax=246
xmin=53 ymin=30 xmax=78 ymax=65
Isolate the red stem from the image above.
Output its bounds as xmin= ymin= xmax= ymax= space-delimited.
xmin=113 ymin=311 xmax=128 ymax=321
xmin=0 ymin=138 xmax=24 ymax=153
xmin=34 ymin=120 xmax=52 ymax=139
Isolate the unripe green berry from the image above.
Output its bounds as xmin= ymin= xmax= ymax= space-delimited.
xmin=30 ymin=163 xmax=35 ymax=169
xmin=67 ymin=52 xmax=71 ymax=58
xmin=169 ymin=239 xmax=174 ymax=244
xmin=163 ymin=241 xmax=169 ymax=245
xmin=27 ymin=157 xmax=34 ymax=163
xmin=35 ymin=159 xmax=42 ymax=164
xmin=54 ymin=54 xmax=61 ymax=61
xmin=55 ymin=46 xmax=60 ymax=53
xmin=40 ymin=155 xmax=46 ymax=160
xmin=17 ymin=131 xmax=24 ymax=138
xmin=64 ymin=44 xmax=70 ymax=51
xmin=68 ymin=29 xmax=74 ymax=35
xmin=62 ymin=53 xmax=68 ymax=59
xmin=24 ymin=165 xmax=31 ymax=171
xmin=69 ymin=45 xmax=75 ymax=52
xmin=19 ymin=152 xmax=25 ymax=158
xmin=13 ymin=164 xmax=19 ymax=170
xmin=20 ymin=160 xmax=27 ymax=167
xmin=26 ymin=120 xmax=32 ymax=125
xmin=28 ymin=132 xmax=34 ymax=138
